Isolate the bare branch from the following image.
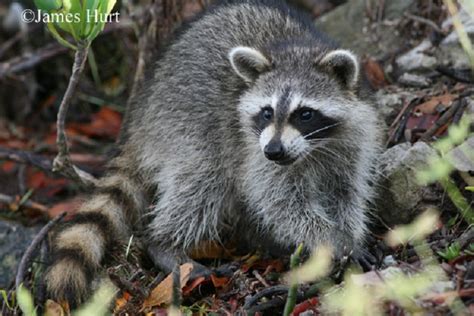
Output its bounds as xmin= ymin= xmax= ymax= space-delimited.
xmin=0 ymin=193 xmax=48 ymax=213
xmin=52 ymin=43 xmax=97 ymax=187
xmin=15 ymin=212 xmax=66 ymax=291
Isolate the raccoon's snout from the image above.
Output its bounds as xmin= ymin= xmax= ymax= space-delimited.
xmin=264 ymin=141 xmax=296 ymax=165
xmin=264 ymin=141 xmax=284 ymax=161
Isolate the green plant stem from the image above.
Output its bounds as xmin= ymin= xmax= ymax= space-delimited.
xmin=444 ymin=0 xmax=474 ymax=71
xmin=440 ymin=177 xmax=474 ymax=224
xmin=283 ymin=244 xmax=304 ymax=316
xmin=52 ymin=42 xmax=97 ymax=187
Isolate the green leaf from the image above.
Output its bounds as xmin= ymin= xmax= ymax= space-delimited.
xmin=437 ymin=242 xmax=461 ymax=261
xmin=0 ymin=289 xmax=12 ymax=310
xmin=16 ymin=285 xmax=36 ymax=316
xmin=33 ymin=0 xmax=62 ymax=11
xmin=85 ymin=0 xmax=116 ymax=40
xmin=81 ymin=0 xmax=100 ymax=36
xmin=106 ymin=0 xmax=117 ymax=15
xmin=46 ymin=22 xmax=77 ymax=50
xmin=55 ymin=0 xmax=82 ymax=40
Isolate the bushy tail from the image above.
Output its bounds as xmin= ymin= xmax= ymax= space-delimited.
xmin=44 ymin=160 xmax=146 ymax=306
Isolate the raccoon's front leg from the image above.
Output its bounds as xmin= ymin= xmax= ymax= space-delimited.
xmin=146 ymin=244 xmax=212 ymax=279
xmin=147 ymin=168 xmax=231 ymax=277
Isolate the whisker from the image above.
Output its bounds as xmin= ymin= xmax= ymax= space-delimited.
xmin=303 ymin=122 xmax=342 ymax=139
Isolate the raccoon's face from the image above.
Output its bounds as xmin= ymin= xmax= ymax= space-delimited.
xmin=229 ymin=46 xmax=361 ymax=166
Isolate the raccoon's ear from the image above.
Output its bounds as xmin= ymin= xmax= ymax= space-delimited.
xmin=319 ymin=49 xmax=360 ymax=90
xmin=229 ymin=47 xmax=271 ymax=83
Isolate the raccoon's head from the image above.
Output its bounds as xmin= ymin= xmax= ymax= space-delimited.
xmin=229 ymin=45 xmax=364 ymax=166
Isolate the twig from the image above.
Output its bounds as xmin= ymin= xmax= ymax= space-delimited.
xmin=0 ymin=146 xmax=96 ymax=182
xmin=452 ymin=97 xmax=469 ymax=124
xmin=35 ymin=240 xmax=50 ymax=312
xmin=283 ymin=244 xmax=304 ymax=316
xmin=0 ymin=43 xmax=68 ymax=80
xmin=15 ymin=212 xmax=67 ymax=291
xmin=171 ymin=264 xmax=182 ymax=308
xmin=252 ymin=270 xmax=270 ymax=287
xmin=52 ymin=42 xmax=97 ymax=187
xmin=108 ymin=268 xmax=147 ymax=299
xmin=0 ymin=193 xmax=48 ymax=213
xmin=0 ymin=146 xmax=53 ymax=174
xmin=244 ymin=285 xmax=289 ymax=309
xmin=403 ymin=12 xmax=445 ymax=34
xmin=387 ymin=98 xmax=420 ymax=146
xmin=420 ymin=98 xmax=464 ymax=141
xmin=246 ymin=296 xmax=286 ymax=315
xmin=436 ymin=66 xmax=474 ymax=83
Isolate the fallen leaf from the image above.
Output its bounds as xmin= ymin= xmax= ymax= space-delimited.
xmin=241 ymin=256 xmax=285 ymax=273
xmin=114 ymin=291 xmax=131 ymax=313
xmin=0 ymin=139 xmax=29 ymax=149
xmin=291 ymin=297 xmax=319 ymax=316
xmin=406 ymin=113 xmax=439 ymax=135
xmin=143 ymin=263 xmax=194 ymax=308
xmin=68 ymin=107 xmax=122 ymax=139
xmin=210 ymin=274 xmax=229 ymax=288
xmin=1 ymin=161 xmax=16 ymax=173
xmin=182 ymin=276 xmax=207 ymax=296
xmin=363 ymin=57 xmax=386 ymax=89
xmin=414 ymin=93 xmax=457 ymax=114
xmin=27 ymin=170 xmax=68 ymax=197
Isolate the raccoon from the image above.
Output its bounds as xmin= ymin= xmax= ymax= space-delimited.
xmin=45 ymin=0 xmax=383 ymax=305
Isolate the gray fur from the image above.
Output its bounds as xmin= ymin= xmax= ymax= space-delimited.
xmin=124 ymin=0 xmax=383 ymax=257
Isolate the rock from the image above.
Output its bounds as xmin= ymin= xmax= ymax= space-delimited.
xmin=315 ymin=0 xmax=416 ymax=58
xmin=457 ymin=226 xmax=474 ymax=249
xmin=465 ymin=261 xmax=474 ymax=281
xmin=398 ymin=73 xmax=431 ymax=87
xmin=0 ymin=221 xmax=41 ymax=288
xmin=437 ymin=7 xmax=474 ymax=69
xmin=377 ymin=142 xmax=437 ymax=225
xmin=350 ymin=266 xmax=402 ymax=287
xmin=382 ymin=255 xmax=397 ymax=267
xmin=395 ymin=39 xmax=437 ymax=73
xmin=375 ymin=90 xmax=417 ymax=120
xmin=375 ymin=91 xmax=403 ymax=119
xmin=447 ymin=136 xmax=474 ymax=172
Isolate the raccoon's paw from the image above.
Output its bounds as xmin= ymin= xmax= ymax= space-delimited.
xmin=45 ymin=258 xmax=91 ymax=308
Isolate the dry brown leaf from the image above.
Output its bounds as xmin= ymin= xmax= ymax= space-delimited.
xmin=143 ymin=263 xmax=194 ymax=308
xmin=414 ymin=93 xmax=457 ymax=114
xmin=363 ymin=57 xmax=386 ymax=89
xmin=44 ymin=299 xmax=65 ymax=316
xmin=210 ymin=274 xmax=229 ymax=288
xmin=182 ymin=276 xmax=207 ymax=296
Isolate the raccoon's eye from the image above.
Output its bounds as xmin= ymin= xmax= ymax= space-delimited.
xmin=261 ymin=108 xmax=273 ymax=121
xmin=300 ymin=109 xmax=314 ymax=122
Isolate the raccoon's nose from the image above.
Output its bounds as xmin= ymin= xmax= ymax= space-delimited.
xmin=264 ymin=141 xmax=284 ymax=161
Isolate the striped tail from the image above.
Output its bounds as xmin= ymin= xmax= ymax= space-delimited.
xmin=44 ymin=162 xmax=146 ymax=306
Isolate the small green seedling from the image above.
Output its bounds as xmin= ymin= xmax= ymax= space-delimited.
xmin=437 ymin=242 xmax=462 ymax=261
